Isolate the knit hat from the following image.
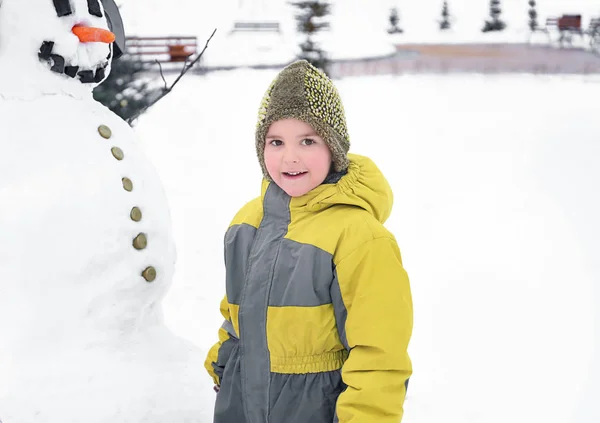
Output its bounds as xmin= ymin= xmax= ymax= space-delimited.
xmin=255 ymin=60 xmax=350 ymax=180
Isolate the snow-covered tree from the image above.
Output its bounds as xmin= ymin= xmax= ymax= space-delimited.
xmin=482 ymin=0 xmax=506 ymax=32
xmin=528 ymin=0 xmax=538 ymax=31
xmin=439 ymin=1 xmax=451 ymax=31
xmin=290 ymin=1 xmax=331 ymax=73
xmin=387 ymin=7 xmax=404 ymax=34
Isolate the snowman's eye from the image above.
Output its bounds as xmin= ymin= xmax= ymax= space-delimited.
xmin=87 ymin=0 xmax=103 ymax=17
xmin=52 ymin=0 xmax=73 ymax=17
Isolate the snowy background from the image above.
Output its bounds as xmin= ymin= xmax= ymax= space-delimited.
xmin=2 ymin=0 xmax=597 ymax=421
xmin=132 ymin=72 xmax=600 ymax=423
xmin=119 ymin=0 xmax=600 ymax=38
xmin=118 ymin=0 xmax=600 ymax=56
xmin=115 ymin=0 xmax=600 ymax=422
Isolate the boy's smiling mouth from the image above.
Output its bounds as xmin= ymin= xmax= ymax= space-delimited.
xmin=282 ymin=171 xmax=307 ymax=178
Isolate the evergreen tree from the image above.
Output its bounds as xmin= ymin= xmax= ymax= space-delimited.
xmin=482 ymin=0 xmax=506 ymax=32
xmin=387 ymin=7 xmax=404 ymax=34
xmin=290 ymin=1 xmax=331 ymax=73
xmin=528 ymin=0 xmax=538 ymax=31
xmin=93 ymin=55 xmax=165 ymax=126
xmin=439 ymin=1 xmax=451 ymax=30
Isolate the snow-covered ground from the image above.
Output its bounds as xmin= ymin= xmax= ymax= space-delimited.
xmin=133 ymin=69 xmax=600 ymax=422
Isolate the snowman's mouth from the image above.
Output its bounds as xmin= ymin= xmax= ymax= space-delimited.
xmin=38 ymin=40 xmax=110 ymax=84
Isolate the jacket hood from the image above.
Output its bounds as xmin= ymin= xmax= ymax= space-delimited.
xmin=261 ymin=154 xmax=394 ymax=224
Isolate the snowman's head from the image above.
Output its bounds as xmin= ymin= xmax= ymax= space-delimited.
xmin=0 ymin=0 xmax=124 ymax=87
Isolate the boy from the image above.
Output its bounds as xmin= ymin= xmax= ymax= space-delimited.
xmin=205 ymin=60 xmax=413 ymax=423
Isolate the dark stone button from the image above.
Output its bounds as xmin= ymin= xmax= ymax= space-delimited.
xmin=111 ymin=146 xmax=124 ymax=160
xmin=98 ymin=125 xmax=112 ymax=139
xmin=122 ymin=177 xmax=133 ymax=192
xmin=142 ymin=266 xmax=156 ymax=282
xmin=133 ymin=233 xmax=147 ymax=250
xmin=130 ymin=207 xmax=142 ymax=222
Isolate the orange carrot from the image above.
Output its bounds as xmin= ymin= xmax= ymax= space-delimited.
xmin=72 ymin=25 xmax=115 ymax=44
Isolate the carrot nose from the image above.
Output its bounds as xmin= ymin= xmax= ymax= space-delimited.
xmin=72 ymin=25 xmax=115 ymax=44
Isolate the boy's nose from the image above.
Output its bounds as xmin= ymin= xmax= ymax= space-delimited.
xmin=282 ymin=148 xmax=300 ymax=163
xmin=284 ymin=156 xmax=299 ymax=164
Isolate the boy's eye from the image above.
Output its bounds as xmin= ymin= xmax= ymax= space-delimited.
xmin=269 ymin=140 xmax=283 ymax=146
xmin=301 ymin=138 xmax=315 ymax=146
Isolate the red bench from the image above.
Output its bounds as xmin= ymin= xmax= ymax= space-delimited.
xmin=541 ymin=15 xmax=582 ymax=32
xmin=125 ymin=36 xmax=198 ymax=63
xmin=558 ymin=15 xmax=582 ymax=32
xmin=538 ymin=15 xmax=584 ymax=46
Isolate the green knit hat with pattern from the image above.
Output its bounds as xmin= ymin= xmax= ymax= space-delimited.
xmin=255 ymin=60 xmax=350 ymax=180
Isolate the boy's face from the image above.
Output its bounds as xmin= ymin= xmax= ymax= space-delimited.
xmin=264 ymin=118 xmax=332 ymax=197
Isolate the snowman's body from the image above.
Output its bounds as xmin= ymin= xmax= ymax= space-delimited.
xmin=0 ymin=72 xmax=207 ymax=423
xmin=0 ymin=1 xmax=207 ymax=421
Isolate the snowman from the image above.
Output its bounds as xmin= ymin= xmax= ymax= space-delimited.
xmin=0 ymin=1 xmax=208 ymax=421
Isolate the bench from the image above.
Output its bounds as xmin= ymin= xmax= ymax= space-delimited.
xmin=540 ymin=15 xmax=582 ymax=32
xmin=542 ymin=17 xmax=559 ymax=31
xmin=125 ymin=36 xmax=198 ymax=63
xmin=230 ymin=21 xmax=281 ymax=33
xmin=558 ymin=15 xmax=583 ymax=32
xmin=538 ymin=15 xmax=584 ymax=46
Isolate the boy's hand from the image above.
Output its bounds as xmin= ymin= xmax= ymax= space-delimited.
xmin=213 ymin=385 xmax=220 ymax=393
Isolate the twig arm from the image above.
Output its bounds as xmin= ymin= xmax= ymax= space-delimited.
xmin=126 ymin=28 xmax=217 ymax=124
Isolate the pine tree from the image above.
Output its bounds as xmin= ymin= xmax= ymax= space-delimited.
xmin=439 ymin=1 xmax=451 ymax=30
xmin=482 ymin=0 xmax=506 ymax=32
xmin=528 ymin=0 xmax=538 ymax=31
xmin=387 ymin=7 xmax=404 ymax=34
xmin=290 ymin=1 xmax=331 ymax=73
xmin=93 ymin=55 xmax=165 ymax=126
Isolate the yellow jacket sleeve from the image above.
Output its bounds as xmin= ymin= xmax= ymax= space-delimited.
xmin=334 ymin=236 xmax=413 ymax=422
xmin=204 ymin=295 xmax=233 ymax=386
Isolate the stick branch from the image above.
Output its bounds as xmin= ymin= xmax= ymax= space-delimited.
xmin=156 ymin=60 xmax=168 ymax=90
xmin=127 ymin=28 xmax=217 ymax=124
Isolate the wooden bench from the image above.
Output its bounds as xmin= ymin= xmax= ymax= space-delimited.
xmin=230 ymin=21 xmax=281 ymax=33
xmin=558 ymin=15 xmax=583 ymax=32
xmin=538 ymin=15 xmax=584 ymax=46
xmin=125 ymin=36 xmax=198 ymax=63
xmin=543 ymin=17 xmax=559 ymax=31
xmin=541 ymin=15 xmax=582 ymax=32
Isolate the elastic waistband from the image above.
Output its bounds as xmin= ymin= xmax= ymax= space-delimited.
xmin=270 ymin=350 xmax=349 ymax=374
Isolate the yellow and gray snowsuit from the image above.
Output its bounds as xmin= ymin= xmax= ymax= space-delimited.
xmin=205 ymin=153 xmax=413 ymax=423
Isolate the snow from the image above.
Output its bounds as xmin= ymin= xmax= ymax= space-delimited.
xmin=131 ymin=69 xmax=600 ymax=422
